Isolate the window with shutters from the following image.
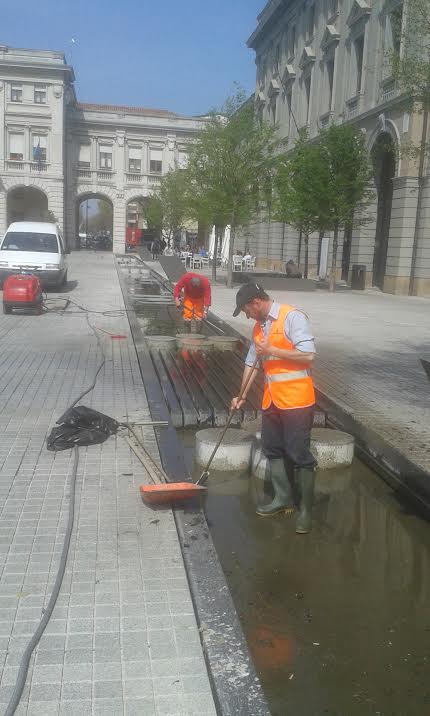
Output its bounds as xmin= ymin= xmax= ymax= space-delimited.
xmin=305 ymin=75 xmax=312 ymax=124
xmin=34 ymin=84 xmax=47 ymax=104
xmin=99 ymin=144 xmax=112 ymax=169
xmin=354 ymin=34 xmax=364 ymax=93
xmin=9 ymin=133 xmax=24 ymax=161
xmin=327 ymin=58 xmax=335 ymax=110
xmin=149 ymin=148 xmax=163 ymax=173
xmin=78 ymin=144 xmax=91 ymax=168
xmin=11 ymin=84 xmax=22 ymax=102
xmin=32 ymin=134 xmax=47 ymax=162
xmin=128 ymin=147 xmax=141 ymax=172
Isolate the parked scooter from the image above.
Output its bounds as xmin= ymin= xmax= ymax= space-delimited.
xmin=89 ymin=231 xmax=113 ymax=251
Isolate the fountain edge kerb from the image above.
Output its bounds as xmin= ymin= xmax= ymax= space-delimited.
xmin=114 ymin=255 xmax=272 ymax=715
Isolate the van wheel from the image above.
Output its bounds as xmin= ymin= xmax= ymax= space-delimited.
xmin=3 ymin=304 xmax=11 ymax=315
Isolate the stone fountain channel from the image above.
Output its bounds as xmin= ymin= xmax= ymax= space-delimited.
xmin=117 ymin=255 xmax=430 ymax=716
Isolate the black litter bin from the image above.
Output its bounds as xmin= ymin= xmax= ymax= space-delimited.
xmin=351 ymin=264 xmax=366 ymax=290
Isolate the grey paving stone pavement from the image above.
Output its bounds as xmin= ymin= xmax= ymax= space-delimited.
xmin=0 ymin=253 xmax=216 ymax=716
xmin=207 ymin=278 xmax=430 ymax=475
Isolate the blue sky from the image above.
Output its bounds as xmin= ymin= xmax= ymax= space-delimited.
xmin=2 ymin=0 xmax=264 ymax=115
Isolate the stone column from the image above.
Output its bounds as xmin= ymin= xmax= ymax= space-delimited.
xmin=412 ymin=175 xmax=430 ymax=296
xmin=384 ymin=176 xmax=419 ymax=294
xmin=115 ymin=131 xmax=125 ymax=191
xmin=91 ymin=137 xmax=97 ymax=181
xmin=113 ymin=193 xmax=126 ymax=253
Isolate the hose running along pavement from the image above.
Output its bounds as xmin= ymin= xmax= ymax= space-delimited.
xmin=4 ymin=314 xmax=106 ymax=716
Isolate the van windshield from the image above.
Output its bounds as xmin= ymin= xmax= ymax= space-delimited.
xmin=1 ymin=232 xmax=59 ymax=253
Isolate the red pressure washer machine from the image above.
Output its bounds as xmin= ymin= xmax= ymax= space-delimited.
xmin=2 ymin=274 xmax=43 ymax=315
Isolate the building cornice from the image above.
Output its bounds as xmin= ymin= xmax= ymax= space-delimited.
xmin=247 ymin=0 xmax=289 ymax=50
xmin=0 ymin=59 xmax=74 ymax=82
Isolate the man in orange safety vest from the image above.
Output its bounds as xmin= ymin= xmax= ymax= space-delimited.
xmin=230 ymin=282 xmax=317 ymax=534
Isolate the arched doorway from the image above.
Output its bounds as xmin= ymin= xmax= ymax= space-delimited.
xmin=126 ymin=196 xmax=155 ymax=250
xmin=371 ymin=133 xmax=396 ymax=289
xmin=7 ymin=186 xmax=49 ymax=225
xmin=77 ymin=194 xmax=113 ymax=250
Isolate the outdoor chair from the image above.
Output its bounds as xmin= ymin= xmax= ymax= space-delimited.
xmin=233 ymin=256 xmax=243 ymax=271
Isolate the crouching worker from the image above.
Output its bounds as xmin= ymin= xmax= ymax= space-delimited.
xmin=230 ymin=283 xmax=317 ymax=534
xmin=173 ymin=273 xmax=211 ymax=333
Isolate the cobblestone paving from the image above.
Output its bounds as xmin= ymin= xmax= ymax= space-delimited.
xmin=0 ymin=253 xmax=216 ymax=716
xmin=208 ymin=280 xmax=430 ymax=475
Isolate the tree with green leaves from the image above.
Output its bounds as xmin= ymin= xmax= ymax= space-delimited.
xmin=319 ymin=123 xmax=374 ymax=291
xmin=186 ymin=88 xmax=281 ymax=287
xmin=142 ymin=196 xmax=163 ymax=238
xmin=389 ymin=0 xmax=430 ymax=293
xmin=143 ymin=167 xmax=189 ymax=244
xmin=274 ymin=130 xmax=331 ymax=277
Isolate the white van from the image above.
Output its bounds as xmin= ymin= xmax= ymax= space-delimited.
xmin=0 ymin=221 xmax=69 ymax=288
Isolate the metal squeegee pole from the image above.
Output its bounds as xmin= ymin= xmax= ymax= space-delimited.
xmin=200 ymin=357 xmax=259 ymax=477
xmin=123 ymin=424 xmax=171 ymax=485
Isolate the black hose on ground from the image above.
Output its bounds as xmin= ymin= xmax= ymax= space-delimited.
xmin=4 ymin=446 xmax=79 ymax=716
xmin=4 ymin=314 xmax=106 ymax=716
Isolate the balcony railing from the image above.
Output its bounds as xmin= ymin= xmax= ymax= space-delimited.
xmin=381 ymin=79 xmax=396 ymax=103
xmin=319 ymin=111 xmax=333 ymax=129
xmin=76 ymin=168 xmax=92 ymax=180
xmin=74 ymin=168 xmax=163 ymax=187
xmin=345 ymin=95 xmax=361 ymax=118
xmin=126 ymin=172 xmax=143 ymax=184
xmin=97 ymin=170 xmax=114 ymax=183
xmin=6 ymin=160 xmax=49 ymax=173
xmin=30 ymin=162 xmax=48 ymax=173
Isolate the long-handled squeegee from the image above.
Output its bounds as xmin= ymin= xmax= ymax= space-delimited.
xmin=139 ymin=358 xmax=259 ymax=505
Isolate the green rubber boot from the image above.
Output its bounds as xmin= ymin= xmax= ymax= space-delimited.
xmin=256 ymin=458 xmax=295 ymax=517
xmin=295 ymin=468 xmax=315 ymax=534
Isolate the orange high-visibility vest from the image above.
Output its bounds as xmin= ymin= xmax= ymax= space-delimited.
xmin=182 ymin=296 xmax=204 ymax=321
xmin=253 ymin=304 xmax=315 ymax=410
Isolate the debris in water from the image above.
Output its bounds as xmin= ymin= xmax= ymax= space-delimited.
xmin=289 ymin=673 xmax=294 ymax=680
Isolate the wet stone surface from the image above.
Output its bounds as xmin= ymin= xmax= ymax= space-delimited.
xmin=180 ymin=430 xmax=430 ymax=716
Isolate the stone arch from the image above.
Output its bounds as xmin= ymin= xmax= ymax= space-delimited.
xmin=76 ymin=190 xmax=114 ymax=250
xmin=367 ymin=118 xmax=401 ymax=176
xmin=124 ymin=190 xmax=149 ymax=236
xmin=6 ymin=185 xmax=50 ymax=224
xmin=75 ymin=185 xmax=117 ymax=204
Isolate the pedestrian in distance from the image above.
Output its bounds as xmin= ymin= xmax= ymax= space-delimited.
xmin=173 ymin=272 xmax=211 ymax=333
xmin=230 ymin=282 xmax=317 ymax=533
xmin=150 ymin=238 xmax=161 ymax=260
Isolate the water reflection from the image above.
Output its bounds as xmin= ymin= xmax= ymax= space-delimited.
xmin=186 ymin=454 xmax=430 ymax=716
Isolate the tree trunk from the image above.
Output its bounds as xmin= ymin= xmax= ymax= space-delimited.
xmin=227 ymin=225 xmax=235 ymax=288
xmin=297 ymin=230 xmax=302 ymax=266
xmin=211 ymin=226 xmax=219 ymax=283
xmin=304 ymin=234 xmax=309 ymax=278
xmin=329 ymin=223 xmax=339 ymax=292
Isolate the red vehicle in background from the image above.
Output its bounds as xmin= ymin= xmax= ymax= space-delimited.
xmin=125 ymin=227 xmax=142 ymax=252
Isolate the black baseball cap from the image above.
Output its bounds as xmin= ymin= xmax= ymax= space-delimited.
xmin=233 ymin=282 xmax=266 ymax=317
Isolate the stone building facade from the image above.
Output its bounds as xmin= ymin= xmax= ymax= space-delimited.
xmin=246 ymin=0 xmax=430 ymax=296
xmin=0 ymin=45 xmax=205 ymax=253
